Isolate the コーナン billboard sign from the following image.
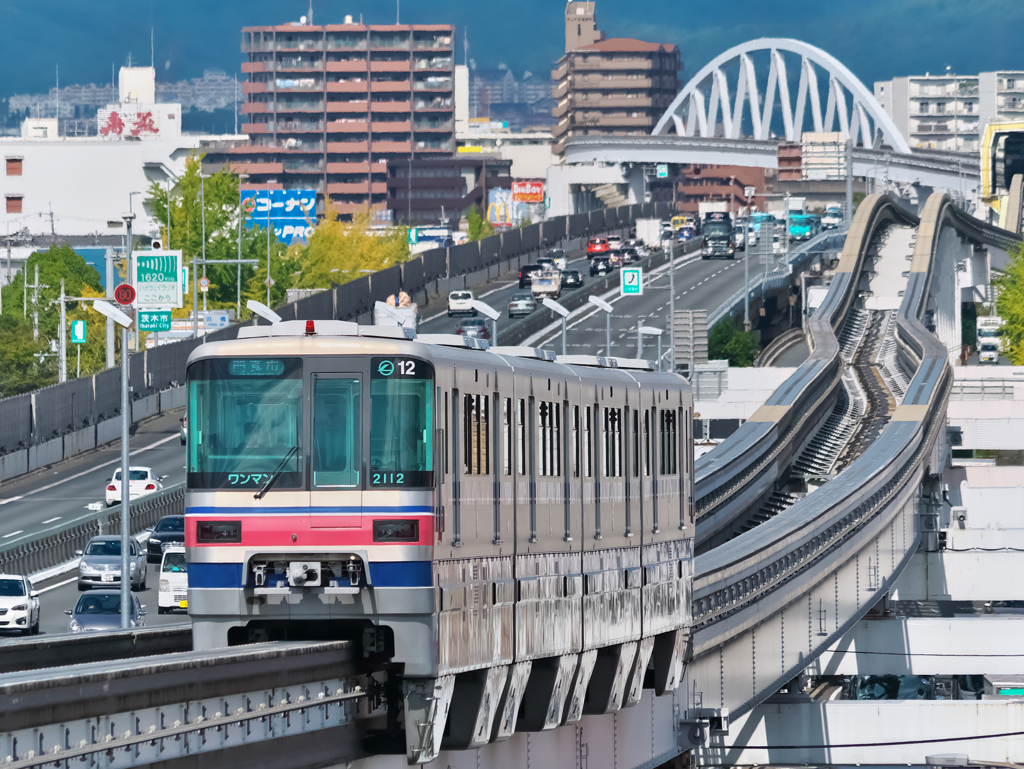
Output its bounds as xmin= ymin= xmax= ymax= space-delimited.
xmin=512 ymin=181 xmax=544 ymax=203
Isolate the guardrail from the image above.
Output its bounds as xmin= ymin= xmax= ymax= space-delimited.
xmin=0 ymin=483 xmax=184 ymax=577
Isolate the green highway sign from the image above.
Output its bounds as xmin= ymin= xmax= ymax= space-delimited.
xmin=620 ymin=267 xmax=643 ymax=296
xmin=132 ymin=250 xmax=184 ymax=308
xmin=70 ymin=320 xmax=87 ymax=344
xmin=656 ymin=164 xmax=668 ymax=179
xmin=138 ymin=310 xmax=172 ymax=332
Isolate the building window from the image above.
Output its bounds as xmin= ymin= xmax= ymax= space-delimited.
xmin=5 ymin=195 xmax=22 ymax=214
xmin=1008 ymin=78 xmax=1017 ymax=90
xmin=919 ymin=101 xmax=929 ymax=114
xmin=5 ymin=158 xmax=22 ymax=176
xmin=936 ymin=102 xmax=946 ymax=114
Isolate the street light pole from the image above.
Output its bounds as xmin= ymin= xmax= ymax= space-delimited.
xmin=668 ymin=225 xmax=675 ymax=372
xmin=120 ymin=211 xmax=136 ymax=628
xmin=58 ymin=279 xmax=67 ymax=383
xmin=201 ymin=176 xmax=208 ymax=314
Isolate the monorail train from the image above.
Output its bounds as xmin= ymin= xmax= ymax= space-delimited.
xmin=184 ymin=319 xmax=694 ymax=763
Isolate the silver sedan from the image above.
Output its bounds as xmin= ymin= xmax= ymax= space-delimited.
xmin=76 ymin=535 xmax=148 ymax=592
xmin=507 ymin=293 xmax=537 ymax=318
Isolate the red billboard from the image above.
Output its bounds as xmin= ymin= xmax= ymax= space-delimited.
xmin=512 ymin=181 xmax=545 ymax=203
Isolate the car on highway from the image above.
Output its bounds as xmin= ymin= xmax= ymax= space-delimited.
xmin=105 ymin=466 xmax=163 ymax=507
xmin=606 ymin=235 xmax=623 ymax=250
xmin=545 ymin=249 xmax=568 ymax=270
xmin=623 ymin=239 xmax=649 ymax=258
xmin=179 ymin=415 xmax=187 ymax=446
xmin=66 ymin=590 xmax=146 ymax=633
xmin=76 ymin=535 xmax=148 ymax=592
xmin=518 ymin=264 xmax=542 ymax=288
xmin=146 ymin=515 xmax=185 ymax=563
xmin=586 ymin=238 xmax=609 ymax=257
xmin=590 ymin=256 xmax=612 ymax=277
xmin=0 ymin=574 xmax=40 ymax=636
xmin=536 ymin=256 xmax=559 ymax=273
xmin=621 ymin=247 xmax=640 ymax=264
xmin=561 ymin=270 xmax=584 ymax=290
xmin=158 ymin=547 xmax=188 ymax=614
xmin=456 ymin=318 xmax=491 ymax=341
xmin=446 ymin=290 xmax=476 ymax=317
xmin=507 ymin=293 xmax=537 ymax=318
xmin=607 ymin=249 xmax=625 ymax=269
xmin=676 ymin=226 xmax=697 ymax=243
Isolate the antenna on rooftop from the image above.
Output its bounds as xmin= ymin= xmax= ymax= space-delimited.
xmin=151 ymin=27 xmax=154 ymax=68
xmin=396 ymin=0 xmax=400 ymax=25
xmin=308 ymin=0 xmax=313 ymax=24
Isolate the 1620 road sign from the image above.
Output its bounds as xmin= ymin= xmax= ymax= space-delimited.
xmin=132 ymin=250 xmax=183 ymax=309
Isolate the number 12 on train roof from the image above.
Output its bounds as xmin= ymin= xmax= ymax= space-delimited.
xmin=620 ymin=267 xmax=643 ymax=296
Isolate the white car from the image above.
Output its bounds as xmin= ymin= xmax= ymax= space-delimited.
xmin=158 ymin=547 xmax=188 ymax=614
xmin=447 ymin=290 xmax=476 ymax=317
xmin=0 ymin=574 xmax=40 ymax=636
xmin=105 ymin=466 xmax=163 ymax=507
xmin=606 ymin=236 xmax=623 ymax=250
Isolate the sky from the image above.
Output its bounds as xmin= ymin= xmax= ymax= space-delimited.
xmin=1 ymin=0 xmax=1022 ymax=103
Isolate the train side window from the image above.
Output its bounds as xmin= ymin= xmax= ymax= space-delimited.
xmin=603 ymin=407 xmax=622 ymax=477
xmin=643 ymin=409 xmax=651 ymax=477
xmin=631 ymin=409 xmax=639 ymax=478
xmin=659 ymin=409 xmax=677 ymax=475
xmin=502 ymin=398 xmax=512 ymax=476
xmin=444 ymin=391 xmax=449 ymax=474
xmin=572 ymin=405 xmax=580 ymax=478
xmin=516 ymin=398 xmax=526 ymax=476
xmin=463 ymin=393 xmax=490 ymax=475
xmin=584 ymin=406 xmax=593 ymax=478
xmin=538 ymin=400 xmax=561 ymax=476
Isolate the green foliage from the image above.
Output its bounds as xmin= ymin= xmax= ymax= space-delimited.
xmin=996 ymin=244 xmax=1024 ymax=364
xmin=0 ymin=315 xmax=54 ymax=397
xmin=962 ymin=302 xmax=978 ymax=350
xmin=708 ymin=318 xmax=760 ymax=367
xmin=145 ymin=151 xmax=292 ymax=309
xmin=853 ymin=192 xmax=867 ymax=212
xmin=467 ymin=207 xmax=494 ymax=241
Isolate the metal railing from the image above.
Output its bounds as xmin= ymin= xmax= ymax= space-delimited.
xmin=0 ymin=484 xmax=184 ymax=577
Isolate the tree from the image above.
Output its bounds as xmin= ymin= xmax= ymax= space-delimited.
xmin=0 ymin=315 xmax=54 ymax=397
xmin=290 ymin=208 xmax=409 ymax=291
xmin=467 ymin=206 xmax=494 ymax=241
xmin=708 ymin=318 xmax=760 ymax=367
xmin=995 ymin=244 xmax=1024 ymax=364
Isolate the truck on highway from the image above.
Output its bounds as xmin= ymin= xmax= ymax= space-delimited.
xmin=698 ymin=201 xmax=729 ymax=224
xmin=822 ymin=206 xmax=845 ymax=230
xmin=635 ymin=218 xmax=664 ymax=250
xmin=788 ymin=213 xmax=821 ymax=242
xmin=671 ymin=214 xmax=697 ymax=232
xmin=531 ymin=269 xmax=562 ymax=300
xmin=700 ymin=211 xmax=735 ymax=259
xmin=977 ymin=316 xmax=1004 ymax=363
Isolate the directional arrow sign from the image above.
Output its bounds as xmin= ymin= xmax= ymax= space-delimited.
xmin=620 ymin=267 xmax=643 ymax=296
xmin=70 ymin=320 xmax=87 ymax=344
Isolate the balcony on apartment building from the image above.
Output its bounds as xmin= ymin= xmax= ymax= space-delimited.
xmin=326 ymin=60 xmax=370 ymax=72
xmin=413 ymin=119 xmax=452 ymax=132
xmin=371 ymin=80 xmax=412 ymax=93
xmin=997 ymin=96 xmax=1024 ymax=112
xmin=371 ymin=60 xmax=413 ymax=73
xmin=372 ymin=120 xmax=412 ymax=132
xmin=573 ymin=94 xmax=653 ymax=109
xmin=572 ymin=75 xmax=655 ymax=90
xmin=413 ymin=56 xmax=453 ymax=71
xmin=326 ymin=35 xmax=369 ymax=51
xmin=413 ymin=76 xmax=453 ymax=92
xmin=327 ymin=80 xmax=369 ymax=94
xmin=413 ymin=97 xmax=453 ymax=111
xmin=371 ymin=101 xmax=413 ymax=114
xmin=326 ymin=140 xmax=370 ymax=153
xmin=242 ymin=59 xmax=326 ymax=73
xmin=910 ymin=119 xmax=980 ymax=135
xmin=998 ymin=78 xmax=1024 ymax=94
xmin=909 ymin=82 xmax=979 ymax=98
xmin=413 ymin=139 xmax=453 ymax=152
xmin=248 ymin=137 xmax=325 ymax=153
xmin=327 ymin=182 xmax=387 ymax=195
xmin=552 ymin=80 xmax=569 ymax=100
xmin=272 ymin=99 xmax=326 ymax=113
xmin=228 ymin=161 xmax=285 ymax=175
xmin=372 ymin=140 xmax=414 ymax=153
xmin=327 ymin=119 xmax=369 ymax=133
xmin=569 ymin=56 xmax=659 ymax=72
xmin=269 ymin=76 xmax=324 ymax=92
xmin=281 ymin=158 xmax=326 ymax=173
xmin=369 ymin=34 xmax=411 ymax=51
xmin=573 ymin=113 xmax=651 ymax=128
xmin=327 ymin=99 xmax=370 ymax=113
xmin=326 ymin=161 xmax=386 ymax=174
xmin=553 ymin=100 xmax=568 ymax=119
xmin=411 ymin=33 xmax=453 ymax=50
xmin=241 ymin=102 xmax=272 ymax=114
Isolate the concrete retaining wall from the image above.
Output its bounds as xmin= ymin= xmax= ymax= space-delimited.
xmin=63 ymin=427 xmax=96 ymax=459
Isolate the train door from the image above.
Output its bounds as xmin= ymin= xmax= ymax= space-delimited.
xmin=308 ymin=372 xmax=364 ymax=527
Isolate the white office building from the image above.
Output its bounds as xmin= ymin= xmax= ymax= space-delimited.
xmin=0 ymin=67 xmax=244 ymax=282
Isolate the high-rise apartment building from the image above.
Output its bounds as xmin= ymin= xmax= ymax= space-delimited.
xmin=874 ymin=70 xmax=1024 ymax=153
xmin=225 ymin=19 xmax=455 ymax=219
xmin=551 ymin=3 xmax=680 ymax=156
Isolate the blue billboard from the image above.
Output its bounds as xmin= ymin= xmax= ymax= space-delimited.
xmin=241 ymin=189 xmax=317 ymax=245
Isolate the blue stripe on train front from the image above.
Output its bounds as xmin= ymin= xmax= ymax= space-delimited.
xmin=190 ymin=561 xmax=433 ymax=589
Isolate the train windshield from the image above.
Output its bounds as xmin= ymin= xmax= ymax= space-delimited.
xmin=187 ymin=358 xmax=304 ymax=490
xmin=368 ymin=357 xmax=433 ymax=487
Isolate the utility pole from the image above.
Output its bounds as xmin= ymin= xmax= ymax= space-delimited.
xmin=58 ymin=279 xmax=66 ymax=383
xmin=106 ymin=250 xmax=115 ymax=368
xmin=743 ymin=228 xmax=750 ymax=331
xmin=200 ymin=175 xmax=207 ymax=313
xmin=845 ymin=139 xmax=854 ymax=222
xmin=120 ymin=211 xmax=136 ymax=628
xmin=32 ymin=263 xmax=40 ymax=340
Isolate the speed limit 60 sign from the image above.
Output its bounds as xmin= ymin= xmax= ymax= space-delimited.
xmin=620 ymin=267 xmax=643 ymax=296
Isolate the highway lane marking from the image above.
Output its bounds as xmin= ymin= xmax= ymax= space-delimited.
xmin=0 ymin=496 xmax=24 ymax=506
xmin=3 ymin=531 xmax=24 ymax=538
xmin=42 ymin=517 xmax=61 ymax=524
xmin=0 ymin=434 xmax=180 ymax=507
xmin=37 ymin=576 xmax=77 ymax=594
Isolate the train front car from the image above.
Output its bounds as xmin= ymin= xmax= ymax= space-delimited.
xmin=185 ymin=322 xmax=438 ymax=677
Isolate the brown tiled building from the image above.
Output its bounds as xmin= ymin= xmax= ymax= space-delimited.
xmin=222 ymin=19 xmax=455 ymax=219
xmin=551 ymin=2 xmax=681 ymax=155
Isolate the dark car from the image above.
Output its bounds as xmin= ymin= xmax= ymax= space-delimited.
xmin=677 ymin=226 xmax=697 ymax=242
xmin=562 ymin=270 xmax=584 ymax=289
xmin=518 ymin=264 xmax=542 ymax=288
xmin=590 ymin=257 xmax=612 ymax=277
xmin=457 ymin=318 xmax=491 ymax=341
xmin=147 ymin=515 xmax=185 ymax=563
xmin=66 ymin=590 xmax=146 ymax=633
xmin=621 ymin=247 xmax=640 ymax=264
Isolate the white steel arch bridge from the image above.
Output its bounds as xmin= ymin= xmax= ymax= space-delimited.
xmin=651 ymin=38 xmax=912 ymax=153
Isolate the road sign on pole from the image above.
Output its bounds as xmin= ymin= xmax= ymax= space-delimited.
xmin=198 ymin=276 xmax=210 ymax=293
xmin=70 ymin=319 xmax=87 ymax=344
xmin=132 ymin=250 xmax=183 ymax=309
xmin=138 ymin=310 xmax=172 ymax=332
xmin=114 ymin=283 xmax=136 ymax=306
xmin=656 ymin=164 xmax=668 ymax=179
xmin=620 ymin=267 xmax=643 ymax=296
